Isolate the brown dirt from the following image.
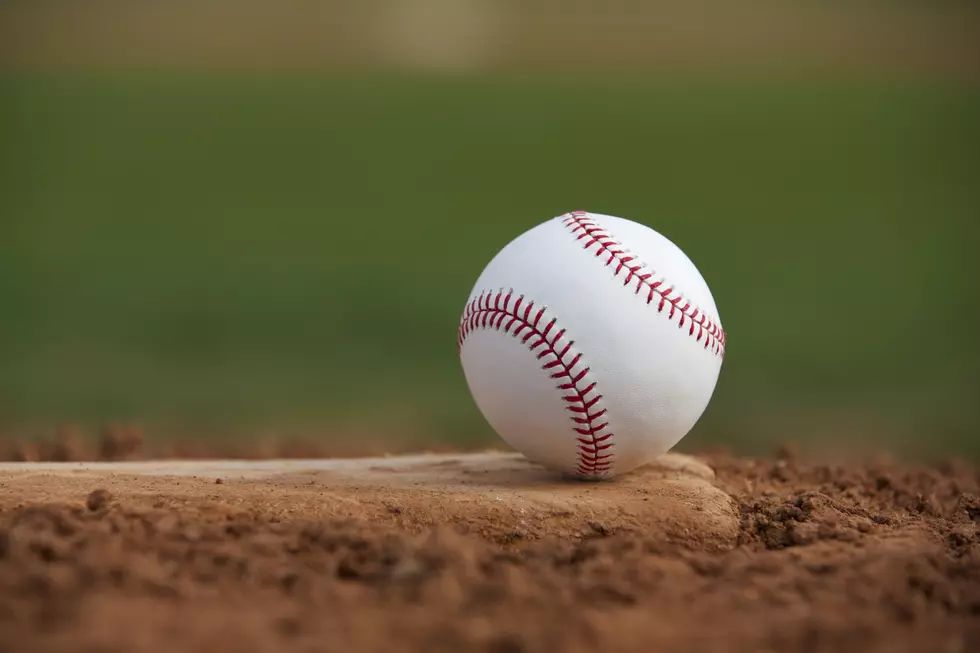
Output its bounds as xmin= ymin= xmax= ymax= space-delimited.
xmin=0 ymin=424 xmax=455 ymax=463
xmin=1 ymin=449 xmax=979 ymax=653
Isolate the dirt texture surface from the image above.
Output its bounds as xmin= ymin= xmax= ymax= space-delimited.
xmin=1 ymin=449 xmax=979 ymax=653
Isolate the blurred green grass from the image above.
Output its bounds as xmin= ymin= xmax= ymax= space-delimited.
xmin=1 ymin=74 xmax=978 ymax=457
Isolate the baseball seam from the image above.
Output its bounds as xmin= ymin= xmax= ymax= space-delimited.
xmin=561 ymin=211 xmax=726 ymax=357
xmin=458 ymin=289 xmax=614 ymax=477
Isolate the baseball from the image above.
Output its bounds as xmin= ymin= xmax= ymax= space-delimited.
xmin=458 ymin=211 xmax=726 ymax=479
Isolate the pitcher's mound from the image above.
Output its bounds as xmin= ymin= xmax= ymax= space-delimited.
xmin=0 ymin=451 xmax=738 ymax=548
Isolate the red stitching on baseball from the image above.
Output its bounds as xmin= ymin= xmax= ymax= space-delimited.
xmin=458 ymin=289 xmax=614 ymax=478
xmin=561 ymin=211 xmax=726 ymax=357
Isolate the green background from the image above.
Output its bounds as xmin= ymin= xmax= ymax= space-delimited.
xmin=3 ymin=75 xmax=977 ymax=458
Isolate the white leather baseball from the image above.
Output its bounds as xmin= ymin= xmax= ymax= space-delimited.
xmin=457 ymin=211 xmax=725 ymax=479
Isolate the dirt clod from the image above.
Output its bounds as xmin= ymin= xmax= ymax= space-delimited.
xmin=85 ymin=489 xmax=112 ymax=512
xmin=99 ymin=424 xmax=145 ymax=461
